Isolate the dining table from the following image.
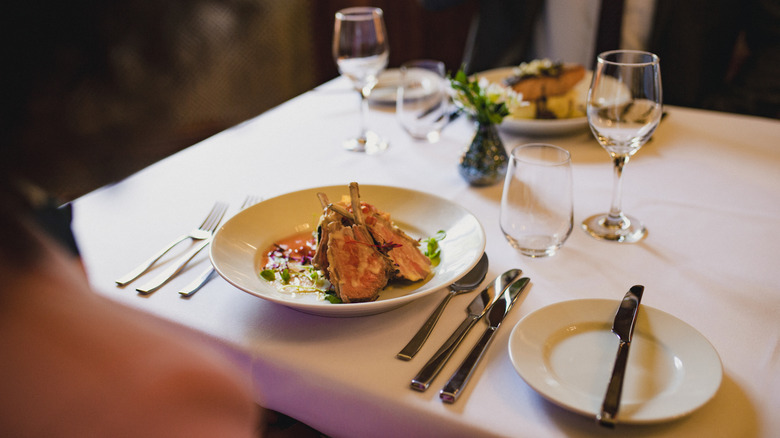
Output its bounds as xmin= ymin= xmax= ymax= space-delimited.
xmin=72 ymin=72 xmax=780 ymax=437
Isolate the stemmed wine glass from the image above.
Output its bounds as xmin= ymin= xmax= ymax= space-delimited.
xmin=332 ymin=7 xmax=389 ymax=153
xmin=582 ymin=50 xmax=662 ymax=243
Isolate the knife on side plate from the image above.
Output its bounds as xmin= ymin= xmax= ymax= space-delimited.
xmin=597 ymin=285 xmax=645 ymax=427
xmin=410 ymin=268 xmax=522 ymax=392
xmin=440 ymin=277 xmax=530 ymax=403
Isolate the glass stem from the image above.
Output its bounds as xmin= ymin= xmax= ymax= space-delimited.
xmin=358 ymin=87 xmax=370 ymax=141
xmin=606 ymin=154 xmax=629 ymax=228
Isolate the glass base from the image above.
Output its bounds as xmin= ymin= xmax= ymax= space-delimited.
xmin=343 ymin=131 xmax=388 ymax=154
xmin=582 ymin=213 xmax=647 ymax=243
xmin=504 ymin=233 xmax=562 ymax=257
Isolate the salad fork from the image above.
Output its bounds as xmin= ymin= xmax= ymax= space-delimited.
xmin=178 ymin=196 xmax=261 ymax=297
xmin=115 ymin=202 xmax=229 ymax=286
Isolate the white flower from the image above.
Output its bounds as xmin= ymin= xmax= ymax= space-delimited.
xmin=450 ymin=68 xmax=527 ymax=124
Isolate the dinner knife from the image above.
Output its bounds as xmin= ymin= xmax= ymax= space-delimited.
xmin=597 ymin=285 xmax=645 ymax=427
xmin=136 ymin=238 xmax=213 ymax=294
xmin=410 ymin=268 xmax=522 ymax=391
xmin=439 ymin=277 xmax=530 ymax=403
xmin=178 ymin=265 xmax=217 ymax=297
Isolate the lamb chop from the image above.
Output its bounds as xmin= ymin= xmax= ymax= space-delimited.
xmin=323 ymin=185 xmax=432 ymax=282
xmin=360 ymin=203 xmax=432 ymax=282
xmin=312 ymin=184 xmax=394 ymax=303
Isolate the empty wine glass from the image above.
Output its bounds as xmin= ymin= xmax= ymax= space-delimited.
xmin=582 ymin=50 xmax=662 ymax=243
xmin=332 ymin=7 xmax=389 ymax=153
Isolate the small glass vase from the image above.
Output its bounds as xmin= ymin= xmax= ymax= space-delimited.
xmin=458 ymin=121 xmax=508 ymax=186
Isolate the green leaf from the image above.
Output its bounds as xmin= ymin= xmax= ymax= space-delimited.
xmin=280 ymin=268 xmax=291 ymax=284
xmin=324 ymin=294 xmax=342 ymax=304
xmin=423 ymin=230 xmax=446 ymax=263
xmin=260 ymin=269 xmax=276 ymax=281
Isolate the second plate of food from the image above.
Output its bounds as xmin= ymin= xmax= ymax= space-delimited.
xmin=475 ymin=66 xmax=591 ymax=136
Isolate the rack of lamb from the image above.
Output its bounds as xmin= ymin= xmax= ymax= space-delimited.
xmin=312 ymin=183 xmax=432 ymax=303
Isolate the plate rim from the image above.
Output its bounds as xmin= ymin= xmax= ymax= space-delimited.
xmin=507 ymin=298 xmax=723 ymax=424
xmin=210 ymin=184 xmax=486 ymax=317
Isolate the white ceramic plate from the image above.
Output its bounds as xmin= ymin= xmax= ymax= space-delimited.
xmin=211 ymin=185 xmax=486 ymax=317
xmin=475 ymin=67 xmax=591 ymax=136
xmin=508 ymin=299 xmax=722 ymax=424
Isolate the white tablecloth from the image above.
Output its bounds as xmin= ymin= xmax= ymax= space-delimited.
xmin=73 ymin=76 xmax=780 ymax=437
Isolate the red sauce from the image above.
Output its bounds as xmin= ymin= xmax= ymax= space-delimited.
xmin=260 ymin=231 xmax=317 ymax=268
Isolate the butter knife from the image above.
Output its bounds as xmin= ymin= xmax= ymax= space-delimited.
xmin=410 ymin=269 xmax=522 ymax=391
xmin=440 ymin=277 xmax=530 ymax=403
xmin=597 ymin=285 xmax=645 ymax=427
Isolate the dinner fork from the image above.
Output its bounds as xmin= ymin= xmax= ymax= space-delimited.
xmin=135 ymin=203 xmax=228 ymax=294
xmin=178 ymin=196 xmax=261 ymax=297
xmin=115 ymin=202 xmax=229 ymax=286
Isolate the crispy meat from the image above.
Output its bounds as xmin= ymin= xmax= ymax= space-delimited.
xmin=312 ymin=183 xmax=430 ymax=302
xmin=506 ymin=64 xmax=585 ymax=101
xmin=361 ymin=204 xmax=431 ymax=282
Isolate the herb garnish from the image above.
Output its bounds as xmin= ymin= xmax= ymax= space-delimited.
xmin=324 ymin=293 xmax=342 ymax=304
xmin=422 ymin=230 xmax=446 ymax=264
xmin=260 ymin=269 xmax=276 ymax=281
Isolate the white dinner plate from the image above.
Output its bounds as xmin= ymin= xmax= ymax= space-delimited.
xmin=475 ymin=67 xmax=591 ymax=136
xmin=211 ymin=185 xmax=486 ymax=317
xmin=508 ymin=299 xmax=722 ymax=424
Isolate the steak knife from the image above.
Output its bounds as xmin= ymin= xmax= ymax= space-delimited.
xmin=597 ymin=285 xmax=645 ymax=427
xmin=440 ymin=277 xmax=530 ymax=403
xmin=410 ymin=268 xmax=522 ymax=391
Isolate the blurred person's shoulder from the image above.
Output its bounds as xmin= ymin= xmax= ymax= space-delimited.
xmin=0 ymin=229 xmax=258 ymax=437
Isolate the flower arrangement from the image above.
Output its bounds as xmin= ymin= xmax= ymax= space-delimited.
xmin=449 ymin=68 xmax=524 ymax=125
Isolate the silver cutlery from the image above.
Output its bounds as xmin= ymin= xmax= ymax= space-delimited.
xmin=440 ymin=277 xmax=530 ymax=403
xmin=176 ymin=265 xmax=217 ymax=297
xmin=597 ymin=285 xmax=645 ymax=427
xmin=396 ymin=253 xmax=489 ymax=360
xmin=410 ymin=268 xmax=522 ymax=391
xmin=115 ymin=202 xmax=228 ymax=286
xmin=178 ymin=196 xmax=261 ymax=297
xmin=135 ymin=204 xmax=228 ymax=294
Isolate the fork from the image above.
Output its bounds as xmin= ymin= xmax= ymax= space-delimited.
xmin=178 ymin=196 xmax=261 ymax=297
xmin=115 ymin=202 xmax=229 ymax=286
xmin=134 ymin=203 xmax=228 ymax=294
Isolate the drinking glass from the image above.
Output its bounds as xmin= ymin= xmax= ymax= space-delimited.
xmin=396 ymin=60 xmax=449 ymax=142
xmin=500 ymin=144 xmax=573 ymax=257
xmin=332 ymin=7 xmax=389 ymax=153
xmin=582 ymin=50 xmax=662 ymax=243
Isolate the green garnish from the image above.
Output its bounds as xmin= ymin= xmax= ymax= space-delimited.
xmin=324 ymin=294 xmax=342 ymax=304
xmin=423 ymin=230 xmax=446 ymax=263
xmin=260 ymin=269 xmax=276 ymax=281
xmin=279 ymin=268 xmax=291 ymax=284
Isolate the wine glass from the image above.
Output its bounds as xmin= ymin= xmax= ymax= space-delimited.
xmin=332 ymin=7 xmax=389 ymax=153
xmin=582 ymin=50 xmax=662 ymax=243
